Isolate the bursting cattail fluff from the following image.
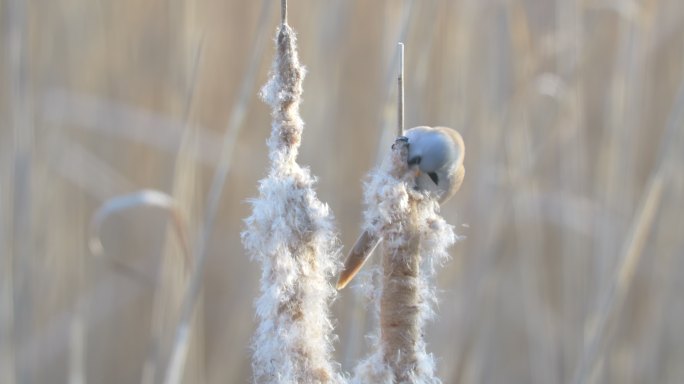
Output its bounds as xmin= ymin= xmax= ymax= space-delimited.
xmin=242 ymin=22 xmax=342 ymax=384
xmin=353 ymin=139 xmax=458 ymax=383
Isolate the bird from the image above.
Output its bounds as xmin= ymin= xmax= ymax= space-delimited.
xmin=337 ymin=126 xmax=465 ymax=289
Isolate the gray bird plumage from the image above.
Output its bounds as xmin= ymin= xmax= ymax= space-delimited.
xmin=337 ymin=126 xmax=465 ymax=289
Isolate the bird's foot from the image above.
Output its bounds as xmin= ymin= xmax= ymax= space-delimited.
xmin=392 ymin=136 xmax=409 ymax=149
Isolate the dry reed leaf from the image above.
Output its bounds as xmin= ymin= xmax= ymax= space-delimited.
xmin=88 ymin=190 xmax=190 ymax=276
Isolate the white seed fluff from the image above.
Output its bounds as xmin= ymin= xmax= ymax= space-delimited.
xmin=242 ymin=23 xmax=342 ymax=384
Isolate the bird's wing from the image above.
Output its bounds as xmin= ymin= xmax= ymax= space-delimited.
xmin=336 ymin=230 xmax=382 ymax=289
xmin=434 ymin=126 xmax=465 ymax=204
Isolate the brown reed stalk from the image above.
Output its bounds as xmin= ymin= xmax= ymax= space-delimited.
xmin=353 ymin=138 xmax=456 ymax=383
xmin=380 ymin=199 xmax=422 ymax=382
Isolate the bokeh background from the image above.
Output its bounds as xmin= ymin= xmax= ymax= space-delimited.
xmin=2 ymin=0 xmax=684 ymax=383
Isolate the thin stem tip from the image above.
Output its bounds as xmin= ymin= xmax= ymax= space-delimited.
xmin=281 ymin=0 xmax=287 ymax=24
xmin=398 ymin=42 xmax=405 ymax=137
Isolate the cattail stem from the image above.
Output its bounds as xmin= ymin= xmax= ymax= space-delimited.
xmin=353 ymin=138 xmax=456 ymax=383
xmin=281 ymin=0 xmax=287 ymax=24
xmin=380 ymin=200 xmax=421 ymax=380
xmin=380 ymin=139 xmax=422 ymax=380
xmin=397 ymin=42 xmax=405 ymax=137
xmin=243 ymin=7 xmax=340 ymax=384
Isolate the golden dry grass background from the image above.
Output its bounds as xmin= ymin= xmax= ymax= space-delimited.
xmin=2 ymin=0 xmax=684 ymax=383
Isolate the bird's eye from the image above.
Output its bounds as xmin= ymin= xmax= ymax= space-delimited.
xmin=428 ymin=172 xmax=439 ymax=185
xmin=408 ymin=156 xmax=421 ymax=166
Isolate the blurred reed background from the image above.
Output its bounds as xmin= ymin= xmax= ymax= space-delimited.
xmin=1 ymin=0 xmax=684 ymax=383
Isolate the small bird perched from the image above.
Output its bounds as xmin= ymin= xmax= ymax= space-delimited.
xmin=337 ymin=126 xmax=465 ymax=289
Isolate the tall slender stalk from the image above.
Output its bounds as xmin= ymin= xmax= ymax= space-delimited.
xmin=398 ymin=42 xmax=405 ymax=137
xmin=243 ymin=2 xmax=341 ymax=382
xmin=374 ymin=0 xmax=415 ymax=165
